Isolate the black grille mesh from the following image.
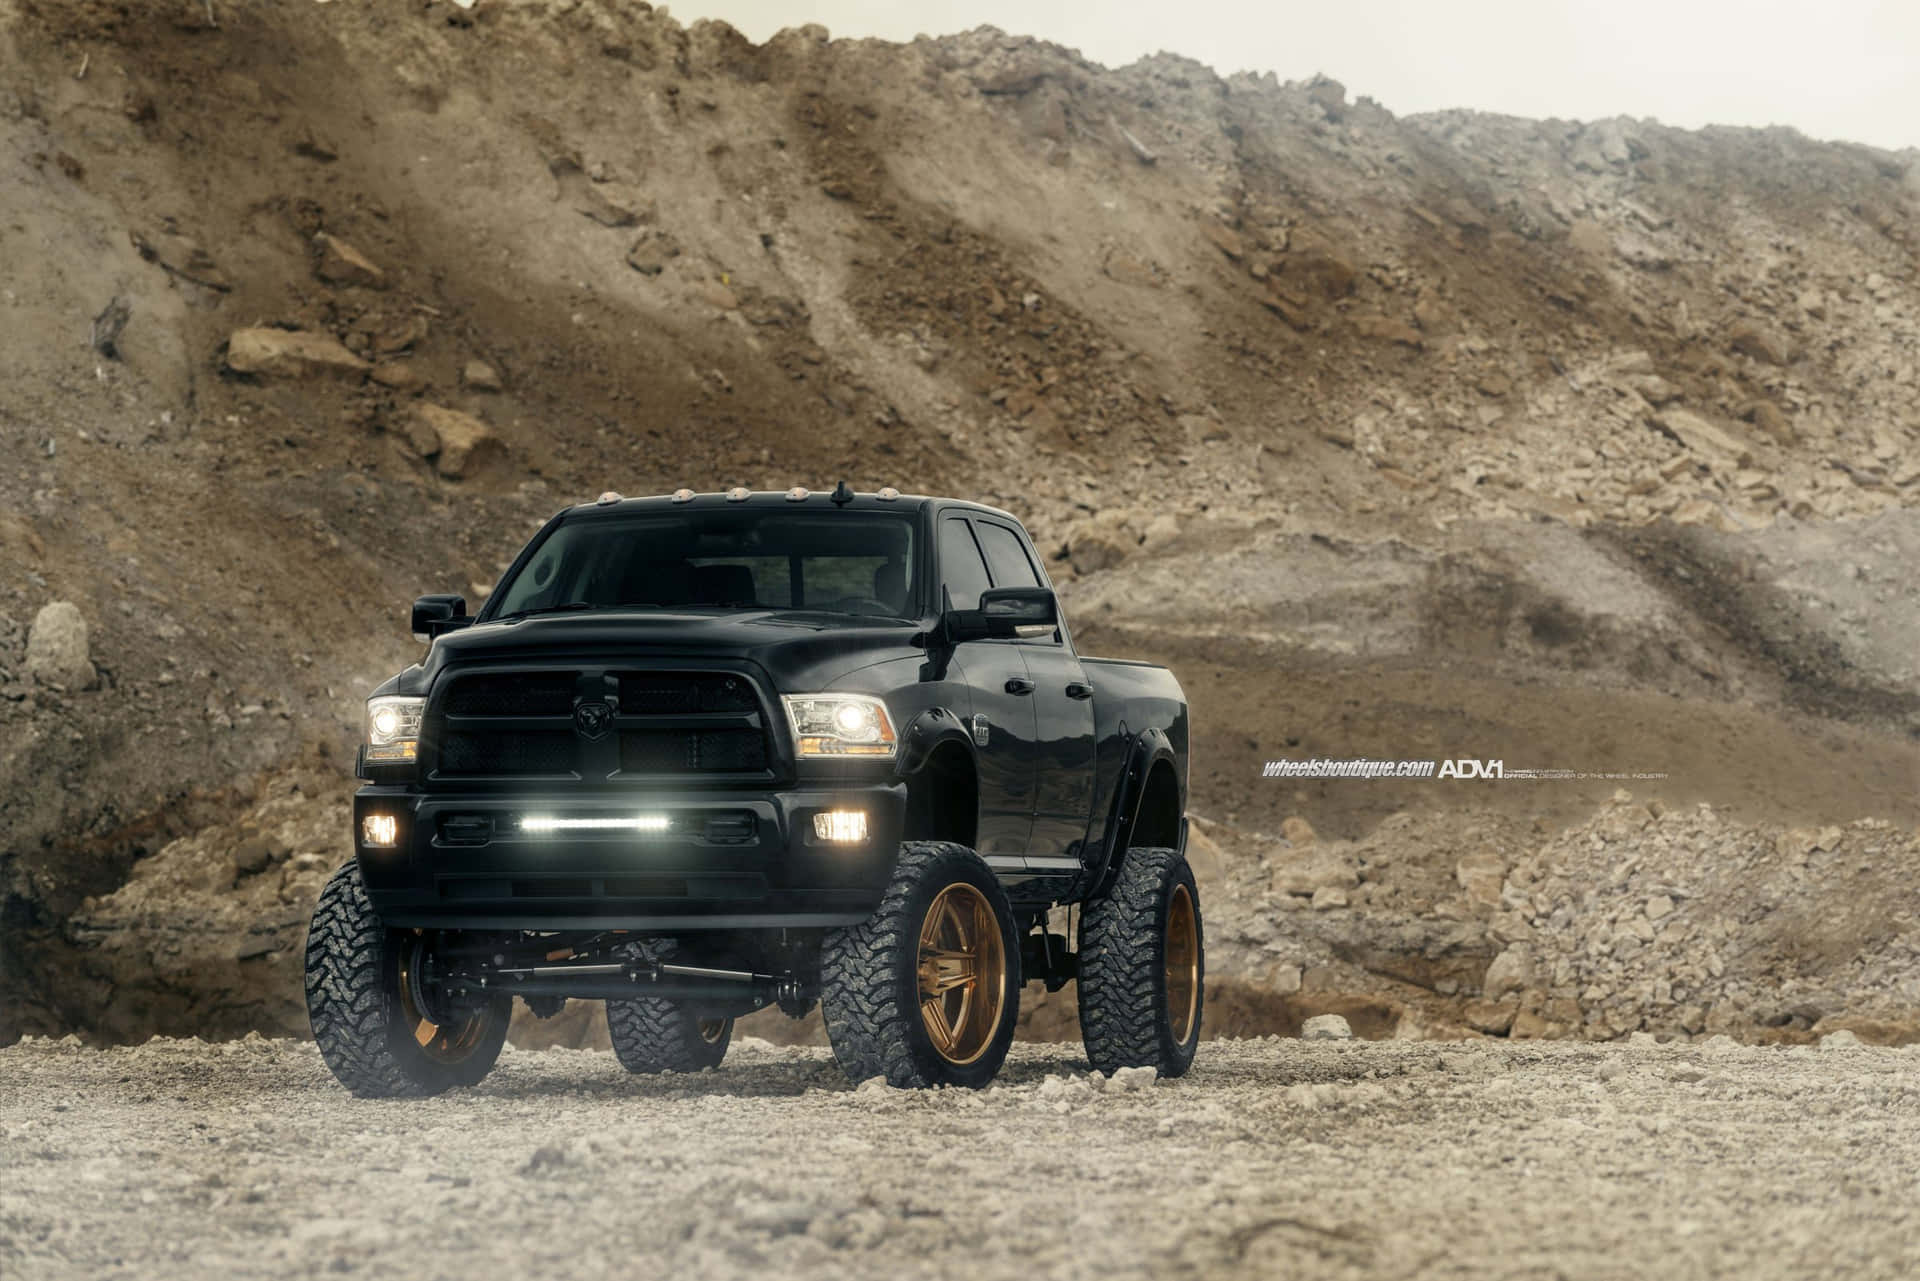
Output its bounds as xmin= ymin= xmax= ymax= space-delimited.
xmin=439 ymin=731 xmax=575 ymax=775
xmin=616 ymin=672 xmax=758 ymax=714
xmin=620 ymin=729 xmax=768 ymax=773
xmin=444 ymin=672 xmax=578 ymax=716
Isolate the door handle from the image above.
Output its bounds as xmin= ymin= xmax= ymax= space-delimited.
xmin=1004 ymin=676 xmax=1035 ymax=695
xmin=1064 ymin=681 xmax=1094 ymax=700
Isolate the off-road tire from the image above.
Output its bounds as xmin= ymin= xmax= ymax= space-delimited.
xmin=820 ymin=841 xmax=1020 ymax=1088
xmin=605 ymin=999 xmax=733 ymax=1073
xmin=1078 ymin=846 xmax=1204 ymax=1077
xmin=304 ymin=860 xmax=510 ymax=1098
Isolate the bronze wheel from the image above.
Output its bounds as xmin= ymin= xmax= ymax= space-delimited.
xmin=696 ymin=1017 xmax=729 ymax=1045
xmin=1164 ymin=883 xmax=1199 ymax=1044
xmin=306 ymin=860 xmax=509 ymax=1098
xmin=820 ymin=841 xmax=1020 ymax=1088
xmin=1078 ymin=846 xmax=1204 ymax=1078
xmin=396 ymin=941 xmax=493 ymax=1065
xmin=916 ymin=882 xmax=1008 ymax=1066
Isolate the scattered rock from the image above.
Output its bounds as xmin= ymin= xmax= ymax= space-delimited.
xmin=1351 ymin=315 xmax=1423 ymax=349
xmin=1310 ymin=885 xmax=1350 ymax=910
xmin=1464 ymin=997 xmax=1518 ymax=1035
xmin=1269 ymin=849 xmax=1357 ymax=897
xmin=1201 ymin=223 xmax=1244 ymax=262
xmin=1482 ymin=946 xmax=1534 ymax=1000
xmin=626 ymin=232 xmax=681 ymax=275
xmin=411 ymin=404 xmax=504 ymax=479
xmin=225 ymin=328 xmax=369 ymax=379
xmin=1728 ymin=322 xmax=1793 ymax=366
xmin=1102 ymin=1065 xmax=1157 ymax=1093
xmin=26 ymin=602 xmax=95 ymax=689
xmin=371 ymin=361 xmax=424 ymax=392
xmin=312 ymin=233 xmax=386 ymax=288
xmin=1302 ymin=1014 xmax=1353 ymax=1041
xmin=1280 ymin=816 xmax=1317 ymax=846
xmin=1657 ymin=409 xmax=1753 ymax=466
xmin=461 ymin=359 xmax=502 ymax=392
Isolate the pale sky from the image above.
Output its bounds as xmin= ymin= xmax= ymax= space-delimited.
xmin=659 ymin=0 xmax=1920 ymax=151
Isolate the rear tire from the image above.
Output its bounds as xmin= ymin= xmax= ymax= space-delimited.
xmin=820 ymin=841 xmax=1020 ymax=1088
xmin=1077 ymin=846 xmax=1204 ymax=1078
xmin=304 ymin=860 xmax=510 ymax=1098
xmin=605 ymin=999 xmax=733 ymax=1073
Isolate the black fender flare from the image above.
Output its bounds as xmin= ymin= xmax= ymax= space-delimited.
xmin=894 ymin=706 xmax=975 ymax=779
xmin=1081 ymin=726 xmax=1181 ymax=901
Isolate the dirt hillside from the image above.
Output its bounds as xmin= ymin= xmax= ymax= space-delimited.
xmin=2 ymin=0 xmax=1916 ymax=1045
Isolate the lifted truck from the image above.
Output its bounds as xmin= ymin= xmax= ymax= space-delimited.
xmin=305 ymin=484 xmax=1200 ymax=1094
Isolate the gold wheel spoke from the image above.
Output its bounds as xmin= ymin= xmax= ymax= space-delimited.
xmin=921 ymin=995 xmax=957 ymax=1052
xmin=938 ymin=896 xmax=969 ymax=949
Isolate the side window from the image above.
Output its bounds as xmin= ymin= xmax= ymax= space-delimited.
xmin=939 ymin=518 xmax=992 ymax=611
xmin=975 ymin=521 xmax=1041 ymax=589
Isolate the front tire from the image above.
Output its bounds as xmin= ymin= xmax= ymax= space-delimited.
xmin=1077 ymin=846 xmax=1204 ymax=1077
xmin=820 ymin=841 xmax=1020 ymax=1088
xmin=304 ymin=860 xmax=510 ymax=1098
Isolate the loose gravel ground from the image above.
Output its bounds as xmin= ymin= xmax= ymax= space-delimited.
xmin=3 ymin=1034 xmax=1917 ymax=1280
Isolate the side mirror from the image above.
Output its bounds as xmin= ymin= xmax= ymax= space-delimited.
xmin=943 ymin=586 xmax=1057 ymax=643
xmin=410 ymin=594 xmax=470 ymax=641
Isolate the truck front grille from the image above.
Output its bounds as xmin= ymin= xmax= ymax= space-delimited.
xmin=429 ymin=667 xmax=775 ymax=782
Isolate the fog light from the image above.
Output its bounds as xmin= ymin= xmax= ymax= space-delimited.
xmin=362 ymin=813 xmax=399 ymax=848
xmin=813 ymin=810 xmax=868 ymax=843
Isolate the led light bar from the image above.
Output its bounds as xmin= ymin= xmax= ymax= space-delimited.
xmin=520 ymin=815 xmax=670 ymax=833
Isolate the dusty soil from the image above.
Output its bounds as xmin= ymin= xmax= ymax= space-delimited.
xmin=4 ymin=1035 xmax=1918 ymax=1280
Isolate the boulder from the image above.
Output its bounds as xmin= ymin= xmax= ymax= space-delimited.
xmin=225 ymin=328 xmax=369 ymax=379
xmin=1269 ymin=848 xmax=1358 ymax=896
xmin=1201 ymin=223 xmax=1244 ymax=262
xmin=370 ymin=361 xmax=424 ymax=392
xmin=1282 ymin=247 xmax=1357 ymax=300
xmin=1464 ymin=997 xmax=1519 ymax=1035
xmin=26 ymin=601 xmax=95 ymax=689
xmin=1657 ymin=409 xmax=1753 ymax=466
xmin=1739 ymin=400 xmax=1796 ymax=445
xmin=461 ymin=359 xmax=503 ymax=392
xmin=412 ymin=404 xmax=504 ymax=479
xmin=1305 ymin=75 xmax=1346 ymax=122
xmin=1728 ymin=322 xmax=1792 ymax=366
xmin=1301 ymin=1013 xmax=1352 ymax=1041
xmin=313 ymin=232 xmax=386 ymax=288
xmin=1351 ymin=315 xmax=1423 ymax=349
xmin=1482 ymin=944 xmax=1535 ymax=999
xmin=1065 ymin=512 xmax=1139 ymax=575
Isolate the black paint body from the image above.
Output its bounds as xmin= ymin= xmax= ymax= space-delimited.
xmin=354 ymin=492 xmax=1188 ymax=931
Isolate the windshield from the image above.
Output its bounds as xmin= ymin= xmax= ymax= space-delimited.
xmin=486 ymin=509 xmax=919 ymax=621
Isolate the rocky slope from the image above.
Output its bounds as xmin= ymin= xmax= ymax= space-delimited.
xmin=1 ymin=0 xmax=1916 ymax=1043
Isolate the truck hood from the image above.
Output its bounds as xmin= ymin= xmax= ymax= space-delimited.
xmin=385 ymin=608 xmax=926 ymax=696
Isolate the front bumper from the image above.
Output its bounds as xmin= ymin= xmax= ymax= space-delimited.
xmin=353 ymin=783 xmax=906 ymax=930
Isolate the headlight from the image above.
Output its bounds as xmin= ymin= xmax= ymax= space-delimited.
xmin=782 ymin=693 xmax=897 ymax=758
xmin=366 ymin=695 xmax=425 ymax=763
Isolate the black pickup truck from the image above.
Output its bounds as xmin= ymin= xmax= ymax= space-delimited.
xmin=305 ymin=485 xmax=1198 ymax=1093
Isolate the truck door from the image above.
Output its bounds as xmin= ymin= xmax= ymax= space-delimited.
xmin=938 ymin=515 xmax=1035 ymax=857
xmin=973 ymin=517 xmax=1096 ymax=862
